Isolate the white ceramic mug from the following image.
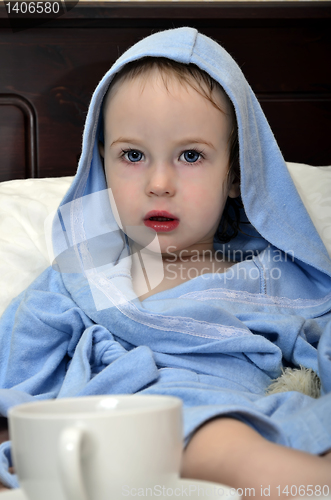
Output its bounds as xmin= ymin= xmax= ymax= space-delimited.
xmin=8 ymin=395 xmax=183 ymax=500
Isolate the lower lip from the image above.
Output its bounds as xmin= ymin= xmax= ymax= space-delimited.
xmin=144 ymin=219 xmax=179 ymax=232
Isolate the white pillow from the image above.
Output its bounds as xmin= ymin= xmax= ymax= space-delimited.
xmin=0 ymin=164 xmax=330 ymax=316
xmin=286 ymin=162 xmax=331 ymax=259
xmin=0 ymin=177 xmax=73 ymax=316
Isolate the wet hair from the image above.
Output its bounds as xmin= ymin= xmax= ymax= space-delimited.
xmin=103 ymin=56 xmax=242 ymax=243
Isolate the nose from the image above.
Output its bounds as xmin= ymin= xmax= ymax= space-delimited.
xmin=146 ymin=162 xmax=176 ymax=197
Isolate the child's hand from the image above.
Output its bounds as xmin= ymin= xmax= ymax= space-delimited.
xmin=0 ymin=482 xmax=10 ymax=492
xmin=0 ymin=466 xmax=15 ymax=492
xmin=181 ymin=417 xmax=331 ymax=500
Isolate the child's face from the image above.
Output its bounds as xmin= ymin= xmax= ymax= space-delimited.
xmin=100 ymin=70 xmax=239 ymax=258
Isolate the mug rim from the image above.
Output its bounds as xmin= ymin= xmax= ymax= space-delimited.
xmin=8 ymin=394 xmax=182 ymax=420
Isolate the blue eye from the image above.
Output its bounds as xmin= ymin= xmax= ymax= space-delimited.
xmin=123 ymin=149 xmax=143 ymax=162
xmin=182 ymin=150 xmax=202 ymax=163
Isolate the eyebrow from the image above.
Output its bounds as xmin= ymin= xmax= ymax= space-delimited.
xmin=110 ymin=137 xmax=216 ymax=150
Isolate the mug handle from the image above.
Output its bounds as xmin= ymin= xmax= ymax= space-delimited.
xmin=58 ymin=426 xmax=89 ymax=500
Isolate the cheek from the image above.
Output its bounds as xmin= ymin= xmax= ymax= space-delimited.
xmin=113 ymin=186 xmax=138 ymax=216
xmin=107 ymin=169 xmax=140 ymax=198
xmin=182 ymin=182 xmax=225 ymax=222
xmin=106 ymin=175 xmax=139 ymax=219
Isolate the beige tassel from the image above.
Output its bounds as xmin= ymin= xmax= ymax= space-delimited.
xmin=266 ymin=366 xmax=321 ymax=399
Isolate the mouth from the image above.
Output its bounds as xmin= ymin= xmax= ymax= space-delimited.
xmin=143 ymin=210 xmax=179 ymax=232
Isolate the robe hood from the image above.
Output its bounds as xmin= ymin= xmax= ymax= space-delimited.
xmin=51 ymin=27 xmax=331 ymax=313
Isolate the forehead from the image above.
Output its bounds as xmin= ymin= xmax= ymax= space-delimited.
xmin=102 ymin=65 xmax=231 ymax=121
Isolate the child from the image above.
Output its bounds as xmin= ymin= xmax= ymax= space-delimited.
xmin=0 ymin=27 xmax=331 ymax=497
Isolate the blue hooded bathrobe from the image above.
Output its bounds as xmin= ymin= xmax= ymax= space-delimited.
xmin=1 ymin=27 xmax=331 ymax=488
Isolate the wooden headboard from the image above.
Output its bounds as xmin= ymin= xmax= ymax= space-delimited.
xmin=1 ymin=1 xmax=331 ymax=181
